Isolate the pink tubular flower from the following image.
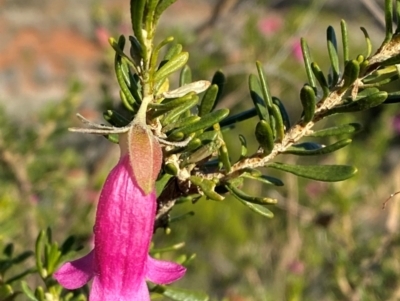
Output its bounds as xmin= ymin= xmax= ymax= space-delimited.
xmin=54 ymin=151 xmax=186 ymax=300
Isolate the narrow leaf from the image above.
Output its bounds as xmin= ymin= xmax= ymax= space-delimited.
xmin=311 ymin=62 xmax=329 ymax=97
xmin=210 ymin=70 xmax=226 ymax=110
xmin=283 ymin=139 xmax=352 ymax=156
xmin=256 ymin=61 xmax=273 ymax=108
xmin=130 ymin=0 xmax=146 ymax=53
xmin=340 ymin=59 xmax=360 ymax=91
xmin=308 ymin=123 xmax=362 ymax=137
xmin=226 ymin=183 xmax=277 ymax=205
xmin=255 ymin=120 xmax=274 ymax=154
xmin=154 ymin=52 xmax=189 ymax=84
xmin=301 ymin=38 xmax=316 ymax=89
xmin=341 ymin=20 xmax=349 ymax=63
xmin=21 ymin=281 xmax=38 ymax=301
xmin=199 ymin=84 xmax=219 ymax=116
xmin=180 ymin=65 xmax=192 ymax=86
xmin=249 ymin=74 xmax=269 ymax=121
xmin=227 ymin=187 xmax=274 ymax=218
xmin=219 ymin=108 xmax=257 ymax=128
xmin=360 ymin=27 xmax=372 ymax=58
xmin=384 ymin=0 xmax=393 ymax=43
xmin=326 ymin=91 xmax=387 ymax=115
xmin=300 ymin=84 xmax=316 ymax=122
xmin=242 ymin=173 xmax=284 ymax=186
xmin=272 ymin=96 xmax=291 ymax=132
xmin=327 ymin=26 xmax=340 ymax=85
xmin=169 ymin=109 xmax=229 ymax=140
xmin=267 ymin=162 xmax=357 ymax=182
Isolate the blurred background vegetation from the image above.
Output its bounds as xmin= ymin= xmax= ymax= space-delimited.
xmin=1 ymin=0 xmax=400 ymax=300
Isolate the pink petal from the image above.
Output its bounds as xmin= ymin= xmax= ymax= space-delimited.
xmin=90 ymin=277 xmax=150 ymax=301
xmin=54 ymin=250 xmax=95 ymax=289
xmin=94 ymin=155 xmax=156 ymax=294
xmin=146 ymin=255 xmax=187 ymax=284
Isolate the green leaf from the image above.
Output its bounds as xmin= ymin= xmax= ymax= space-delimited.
xmin=160 ymin=95 xmax=198 ymax=125
xmin=327 ymin=26 xmax=340 ymax=85
xmin=21 ymin=281 xmax=38 ymax=301
xmin=152 ymin=92 xmax=197 ymax=112
xmin=341 ymin=59 xmax=360 ymax=91
xmin=340 ymin=20 xmax=349 ymax=62
xmin=384 ymin=0 xmax=394 ymax=43
xmin=154 ymin=52 xmax=189 ymax=86
xmin=226 ymin=183 xmax=277 ymax=205
xmin=210 ymin=70 xmax=225 ymax=110
xmin=239 ymin=134 xmax=247 ymax=158
xmin=130 ymin=0 xmax=146 ymax=55
xmin=326 ymin=91 xmax=387 ymax=115
xmin=249 ymin=74 xmax=269 ymax=121
xmin=256 ymin=61 xmax=273 ymax=108
xmin=283 ymin=139 xmax=352 ymax=156
xmin=270 ymin=103 xmax=285 ymax=141
xmin=300 ymin=38 xmax=316 ymax=89
xmin=168 ymin=109 xmax=229 ymax=141
xmin=267 ymin=162 xmax=357 ymax=182
xmin=114 ymin=36 xmax=140 ymax=110
xmin=199 ymin=84 xmax=218 ymax=116
xmin=34 ymin=287 xmax=45 ymax=301
xmin=227 ymin=188 xmax=274 ymax=218
xmin=153 ymin=285 xmax=209 ymax=301
xmin=154 ymin=0 xmax=179 ymax=26
xmin=129 ymin=35 xmax=142 ymax=67
xmin=218 ymin=144 xmax=231 ymax=173
xmin=163 ymin=116 xmax=200 ymax=133
xmin=241 ymin=173 xmax=284 ymax=186
xmin=308 ymin=123 xmax=362 ymax=137
xmin=164 ymin=43 xmax=182 ymax=61
xmin=219 ymin=108 xmax=257 ymax=128
xmin=150 ymin=36 xmax=175 ymax=73
xmin=272 ymin=96 xmax=291 ymax=132
xmin=396 ymin=0 xmax=400 ymax=34
xmin=35 ymin=230 xmax=46 ymax=278
xmin=360 ymin=27 xmax=372 ymax=58
xmin=300 ymin=84 xmax=316 ymax=122
xmin=156 ymin=173 xmax=173 ymax=197
xmin=179 ymin=65 xmax=192 ymax=86
xmin=354 ymin=87 xmax=379 ymax=100
xmin=311 ymin=62 xmax=329 ymax=98
xmin=363 ymin=66 xmax=398 ymax=84
xmin=255 ymin=120 xmax=274 ymax=154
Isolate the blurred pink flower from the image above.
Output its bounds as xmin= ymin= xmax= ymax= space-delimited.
xmin=95 ymin=27 xmax=110 ymax=48
xmin=258 ymin=16 xmax=283 ymax=36
xmin=288 ymin=260 xmax=305 ymax=275
xmin=291 ymin=40 xmax=303 ymax=62
xmin=54 ymin=154 xmax=186 ymax=300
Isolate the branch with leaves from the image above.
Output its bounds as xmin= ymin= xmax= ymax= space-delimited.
xmin=3 ymin=0 xmax=400 ymax=300
xmin=71 ymin=0 xmax=400 ymax=222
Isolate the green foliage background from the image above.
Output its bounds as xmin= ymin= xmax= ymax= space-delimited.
xmin=1 ymin=1 xmax=400 ymax=300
